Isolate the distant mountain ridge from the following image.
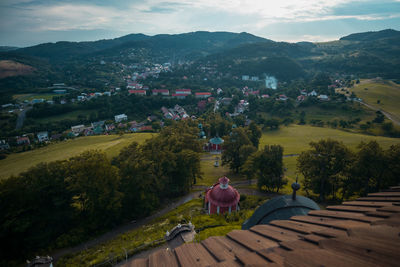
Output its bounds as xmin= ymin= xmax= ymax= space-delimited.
xmin=14 ymin=31 xmax=271 ymax=62
xmin=340 ymin=29 xmax=400 ymax=41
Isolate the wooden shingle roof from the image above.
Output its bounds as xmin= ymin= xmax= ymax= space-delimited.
xmin=122 ymin=187 xmax=400 ymax=267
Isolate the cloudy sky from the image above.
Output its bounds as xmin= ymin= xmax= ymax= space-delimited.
xmin=0 ymin=0 xmax=399 ymax=47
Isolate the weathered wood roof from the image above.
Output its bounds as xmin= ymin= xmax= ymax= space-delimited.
xmin=122 ymin=186 xmax=400 ymax=267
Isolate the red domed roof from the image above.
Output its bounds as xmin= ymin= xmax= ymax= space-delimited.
xmin=206 ymin=177 xmax=240 ymax=207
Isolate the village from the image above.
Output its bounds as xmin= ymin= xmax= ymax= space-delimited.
xmin=0 ymin=65 xmax=355 ymax=154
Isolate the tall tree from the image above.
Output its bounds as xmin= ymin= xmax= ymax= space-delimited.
xmin=297 ymin=139 xmax=353 ymax=202
xmin=222 ymin=127 xmax=255 ymax=173
xmin=66 ymin=150 xmax=122 ymax=229
xmin=248 ymin=121 xmax=262 ymax=148
xmin=243 ymin=145 xmax=287 ymax=192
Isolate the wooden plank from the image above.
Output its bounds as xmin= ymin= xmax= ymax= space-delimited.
xmin=326 ymin=205 xmax=377 ymax=213
xmin=250 ymin=224 xmax=301 ymax=242
xmin=319 ymin=238 xmax=399 ymax=267
xmin=347 ymin=225 xmax=400 ymax=244
xmin=368 ymin=192 xmax=400 ymax=197
xmin=148 ymin=249 xmax=178 ymax=267
xmin=291 ymin=215 xmax=370 ymax=230
xmin=270 ymin=220 xmax=331 ymax=235
xmin=312 ymin=228 xmax=348 ymax=238
xmin=209 ymin=260 xmax=241 ymax=267
xmin=256 ymin=249 xmax=286 ymax=265
xmin=214 ymin=236 xmax=250 ymax=255
xmin=227 ymin=230 xmax=278 ymax=252
xmin=235 ymin=251 xmax=270 ymax=266
xmin=357 ymin=197 xmax=400 ymax=202
xmin=281 ymin=248 xmax=377 ymax=267
xmin=302 ymin=234 xmax=326 ymax=244
xmin=377 ymin=205 xmax=400 ymax=213
xmin=308 ymin=210 xmax=381 ymax=223
xmin=127 ymin=258 xmax=148 ymax=267
xmin=390 ymin=186 xmax=400 ymax=190
xmin=372 ymin=214 xmax=400 ymax=227
xmin=174 ymin=243 xmax=216 ymax=267
xmin=342 ymin=201 xmax=393 ymax=207
xmin=201 ymin=237 xmax=237 ymax=262
xmin=365 ymin=210 xmax=393 ymax=218
xmin=279 ymin=239 xmax=318 ymax=251
xmin=333 ymin=236 xmax=400 ymax=258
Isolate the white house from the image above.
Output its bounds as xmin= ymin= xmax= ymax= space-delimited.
xmin=115 ymin=114 xmax=128 ymax=123
xmin=242 ymin=75 xmax=250 ymax=81
xmin=71 ymin=125 xmax=85 ymax=134
xmin=318 ymin=94 xmax=329 ymax=101
xmin=308 ymin=90 xmax=318 ymax=97
xmin=37 ymin=131 xmax=49 ymax=142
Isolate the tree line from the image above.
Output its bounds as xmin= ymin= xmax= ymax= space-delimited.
xmin=0 ymin=122 xmax=202 ymax=265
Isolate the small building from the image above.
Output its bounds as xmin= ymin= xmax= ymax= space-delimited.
xmin=91 ymin=121 xmax=105 ymax=129
xmin=129 ymin=90 xmax=146 ymax=96
xmin=205 ymin=177 xmax=240 ymax=215
xmin=17 ymin=136 xmax=30 ymax=145
xmin=278 ymin=94 xmax=288 ymax=101
xmin=37 ymin=131 xmax=49 ymax=142
xmin=71 ymin=125 xmax=85 ymax=135
xmin=152 ymin=89 xmax=169 ymax=96
xmin=207 ymin=137 xmax=224 ymax=152
xmin=318 ymin=94 xmax=329 ymax=101
xmin=0 ymin=140 xmax=10 ymax=150
xmin=242 ymin=75 xmax=250 ymax=81
xmin=175 ymin=89 xmax=191 ymax=95
xmin=195 ymin=92 xmax=212 ymax=99
xmin=115 ymin=114 xmax=128 ymax=123
xmin=297 ymin=95 xmax=306 ymax=102
xmin=308 ymin=90 xmax=317 ymax=97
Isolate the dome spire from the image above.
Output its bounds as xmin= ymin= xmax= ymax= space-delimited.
xmin=219 ymin=176 xmax=230 ymax=189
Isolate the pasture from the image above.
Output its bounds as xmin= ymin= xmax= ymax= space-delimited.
xmin=0 ymin=133 xmax=155 ymax=180
xmin=351 ymin=79 xmax=400 ymax=122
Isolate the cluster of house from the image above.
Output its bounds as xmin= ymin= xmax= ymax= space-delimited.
xmin=242 ymin=75 xmax=260 ymax=81
xmin=297 ymin=90 xmax=330 ymax=102
xmin=161 ymin=105 xmax=190 ymax=120
xmin=128 ymin=87 xmax=214 ymax=99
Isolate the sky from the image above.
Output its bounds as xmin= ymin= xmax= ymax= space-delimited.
xmin=0 ymin=0 xmax=399 ymax=47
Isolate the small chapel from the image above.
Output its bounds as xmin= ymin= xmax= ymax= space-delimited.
xmin=204 ymin=176 xmax=240 ymax=214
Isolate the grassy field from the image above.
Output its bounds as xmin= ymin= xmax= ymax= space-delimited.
xmin=13 ymin=93 xmax=63 ymax=101
xmin=0 ymin=133 xmax=155 ymax=180
xmin=258 ymin=124 xmax=400 ymax=194
xmin=197 ymin=154 xmax=245 ymax=186
xmin=350 ymin=79 xmax=400 ymax=122
xmin=260 ymin=124 xmax=400 ymax=155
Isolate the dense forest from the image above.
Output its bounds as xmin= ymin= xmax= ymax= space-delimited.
xmin=0 ymin=122 xmax=202 ymax=265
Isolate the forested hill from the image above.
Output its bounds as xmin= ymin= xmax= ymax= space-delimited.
xmin=198 ymin=29 xmax=400 ymax=80
xmin=13 ymin=31 xmax=271 ymax=62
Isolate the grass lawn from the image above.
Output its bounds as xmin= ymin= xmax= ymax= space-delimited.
xmin=260 ymin=124 xmax=400 ymax=155
xmin=351 ymin=79 xmax=400 ymax=121
xmin=0 ymin=133 xmax=155 ymax=180
xmin=259 ymin=124 xmax=400 ymax=194
xmin=57 ymin=195 xmax=268 ymax=267
xmin=13 ymin=93 xmax=63 ymax=101
xmin=197 ymin=153 xmax=245 ymax=186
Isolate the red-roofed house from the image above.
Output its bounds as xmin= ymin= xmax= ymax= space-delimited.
xmin=195 ymin=92 xmax=212 ymax=99
xmin=152 ymin=89 xmax=169 ymax=96
xmin=129 ymin=90 xmax=146 ymax=96
xmin=16 ymin=136 xmax=30 ymax=145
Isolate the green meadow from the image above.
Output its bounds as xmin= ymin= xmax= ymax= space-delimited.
xmin=0 ymin=133 xmax=155 ymax=180
xmin=351 ymin=79 xmax=400 ymax=122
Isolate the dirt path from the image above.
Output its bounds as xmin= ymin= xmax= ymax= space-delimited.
xmin=15 ymin=105 xmax=31 ymax=130
xmin=358 ymin=101 xmax=400 ymax=126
